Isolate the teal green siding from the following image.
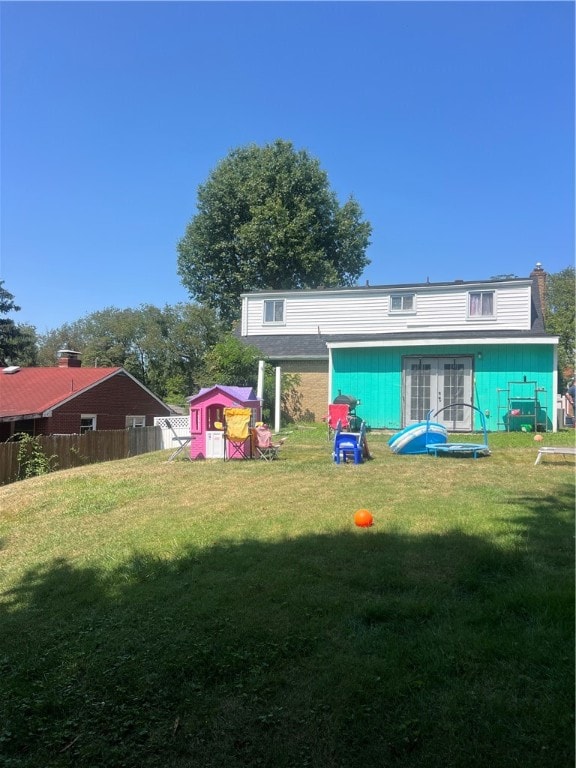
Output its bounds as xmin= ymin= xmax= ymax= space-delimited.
xmin=331 ymin=344 xmax=556 ymax=431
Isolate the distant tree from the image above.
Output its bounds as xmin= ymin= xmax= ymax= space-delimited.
xmin=544 ymin=266 xmax=575 ymax=389
xmin=177 ymin=139 xmax=372 ymax=325
xmin=36 ymin=323 xmax=87 ymax=367
xmin=0 ymin=282 xmax=38 ymax=366
xmin=11 ymin=324 xmax=38 ymax=367
xmin=201 ymin=334 xmax=300 ymax=423
xmin=36 ymin=304 xmax=224 ymax=403
xmin=162 ymin=303 xmax=224 ymax=401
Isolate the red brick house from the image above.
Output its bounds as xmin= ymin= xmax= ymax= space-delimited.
xmin=0 ymin=350 xmax=171 ymax=440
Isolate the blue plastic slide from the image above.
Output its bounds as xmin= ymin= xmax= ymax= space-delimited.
xmin=388 ymin=421 xmax=447 ymax=455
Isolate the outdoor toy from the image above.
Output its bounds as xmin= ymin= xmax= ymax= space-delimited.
xmin=534 ymin=433 xmax=543 ymax=442
xmin=354 ymin=509 xmax=373 ymax=527
xmin=424 ymin=403 xmax=490 ymax=459
xmin=388 ymin=421 xmax=447 ymax=454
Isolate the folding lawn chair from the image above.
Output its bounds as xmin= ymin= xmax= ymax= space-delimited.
xmin=325 ymin=403 xmax=350 ymax=441
xmin=165 ymin=419 xmax=194 ymax=462
xmin=223 ymin=407 xmax=252 ymax=459
xmin=252 ymin=424 xmax=286 ymax=461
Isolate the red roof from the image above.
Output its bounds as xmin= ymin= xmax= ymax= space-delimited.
xmin=0 ymin=367 xmax=121 ymax=419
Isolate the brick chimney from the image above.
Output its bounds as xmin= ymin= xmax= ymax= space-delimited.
xmin=529 ymin=262 xmax=546 ymax=317
xmin=57 ymin=349 xmax=82 ymax=368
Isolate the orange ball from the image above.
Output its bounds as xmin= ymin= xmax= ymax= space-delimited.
xmin=534 ymin=434 xmax=543 ymax=442
xmin=354 ymin=509 xmax=374 ymax=527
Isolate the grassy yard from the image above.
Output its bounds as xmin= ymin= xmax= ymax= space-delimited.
xmin=0 ymin=426 xmax=574 ymax=768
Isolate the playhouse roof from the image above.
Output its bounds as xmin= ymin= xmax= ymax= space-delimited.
xmin=188 ymin=385 xmax=260 ymax=405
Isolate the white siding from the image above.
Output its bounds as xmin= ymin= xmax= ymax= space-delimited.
xmin=241 ymin=283 xmax=533 ymax=336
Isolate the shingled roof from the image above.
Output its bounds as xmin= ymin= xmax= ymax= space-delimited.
xmin=237 ymin=334 xmax=329 ymax=360
xmin=0 ymin=367 xmax=170 ymax=421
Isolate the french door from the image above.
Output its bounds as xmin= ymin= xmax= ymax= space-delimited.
xmin=403 ymin=357 xmax=473 ymax=430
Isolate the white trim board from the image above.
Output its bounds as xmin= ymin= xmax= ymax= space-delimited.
xmin=326 ymin=336 xmax=558 ymax=350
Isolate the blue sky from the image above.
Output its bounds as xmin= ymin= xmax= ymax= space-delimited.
xmin=1 ymin=1 xmax=574 ymax=333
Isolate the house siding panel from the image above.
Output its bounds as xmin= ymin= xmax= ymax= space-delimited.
xmin=331 ymin=343 xmax=555 ymax=432
xmin=52 ymin=373 xmax=167 ymax=432
xmin=243 ymin=284 xmax=532 ymax=336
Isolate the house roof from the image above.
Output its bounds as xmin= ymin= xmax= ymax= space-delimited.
xmin=236 ymin=335 xmax=330 ymax=360
xmin=0 ymin=367 xmax=170 ymax=421
xmin=238 ymin=327 xmax=555 ymax=360
xmin=240 ymin=275 xmax=532 ymax=298
xmin=188 ymin=385 xmax=260 ymax=405
xmin=324 ymin=329 xmax=557 ymax=345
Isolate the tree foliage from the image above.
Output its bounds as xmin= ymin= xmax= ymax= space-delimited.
xmin=0 ymin=282 xmax=38 ymax=366
xmin=201 ymin=335 xmax=263 ymax=388
xmin=177 ymin=139 xmax=372 ymax=325
xmin=202 ymin=334 xmax=300 ymax=423
xmin=36 ymin=304 xmax=224 ymax=404
xmin=544 ymin=266 xmax=575 ymax=388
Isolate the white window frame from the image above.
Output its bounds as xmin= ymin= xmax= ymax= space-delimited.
xmin=389 ymin=293 xmax=416 ymax=313
xmin=80 ymin=414 xmax=97 ymax=434
xmin=263 ymin=299 xmax=285 ymax=325
xmin=126 ymin=415 xmax=146 ymax=428
xmin=468 ymin=291 xmax=495 ymax=319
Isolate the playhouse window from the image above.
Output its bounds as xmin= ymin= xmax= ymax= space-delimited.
xmin=469 ymin=291 xmax=494 ymax=317
xmin=263 ymin=299 xmax=285 ymax=324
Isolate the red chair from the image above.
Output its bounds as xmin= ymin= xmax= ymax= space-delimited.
xmin=326 ymin=403 xmax=350 ymax=440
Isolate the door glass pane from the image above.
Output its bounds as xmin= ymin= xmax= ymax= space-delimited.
xmin=443 ymin=363 xmax=464 ymax=422
xmin=410 ymin=363 xmax=432 ymax=421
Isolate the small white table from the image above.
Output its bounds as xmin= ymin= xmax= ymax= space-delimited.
xmin=534 ymin=446 xmax=576 ymax=465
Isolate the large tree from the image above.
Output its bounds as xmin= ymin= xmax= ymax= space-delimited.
xmin=177 ymin=139 xmax=372 ymax=325
xmin=544 ymin=266 xmax=575 ymax=388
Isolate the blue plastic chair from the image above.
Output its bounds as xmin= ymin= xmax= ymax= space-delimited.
xmin=333 ymin=421 xmax=366 ymax=464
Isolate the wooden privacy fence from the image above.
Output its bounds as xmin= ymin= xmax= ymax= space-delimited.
xmin=0 ymin=427 xmax=163 ymax=486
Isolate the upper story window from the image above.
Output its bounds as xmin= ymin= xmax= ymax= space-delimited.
xmin=263 ymin=299 xmax=285 ymax=324
xmin=389 ymin=293 xmax=415 ymax=313
xmin=469 ymin=291 xmax=494 ymax=318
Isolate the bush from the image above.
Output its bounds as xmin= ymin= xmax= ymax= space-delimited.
xmin=16 ymin=434 xmax=58 ymax=479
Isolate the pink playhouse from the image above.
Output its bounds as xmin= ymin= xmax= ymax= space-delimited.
xmin=188 ymin=385 xmax=262 ymax=459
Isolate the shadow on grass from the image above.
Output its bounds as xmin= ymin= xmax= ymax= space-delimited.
xmin=1 ymin=485 xmax=573 ymax=768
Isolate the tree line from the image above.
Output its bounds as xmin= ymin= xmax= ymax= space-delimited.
xmin=0 ymin=288 xmax=274 ymax=408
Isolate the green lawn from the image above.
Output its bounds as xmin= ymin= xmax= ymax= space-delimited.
xmin=1 ymin=425 xmax=574 ymax=768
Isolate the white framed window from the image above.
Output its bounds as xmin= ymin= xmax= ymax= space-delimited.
xmin=468 ymin=291 xmax=495 ymax=318
xmin=80 ymin=415 xmax=97 ymax=433
xmin=126 ymin=415 xmax=146 ymax=428
xmin=389 ymin=293 xmax=415 ymax=313
xmin=263 ymin=299 xmax=285 ymax=324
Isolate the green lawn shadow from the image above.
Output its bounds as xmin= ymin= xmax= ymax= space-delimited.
xmin=1 ymin=484 xmax=573 ymax=768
